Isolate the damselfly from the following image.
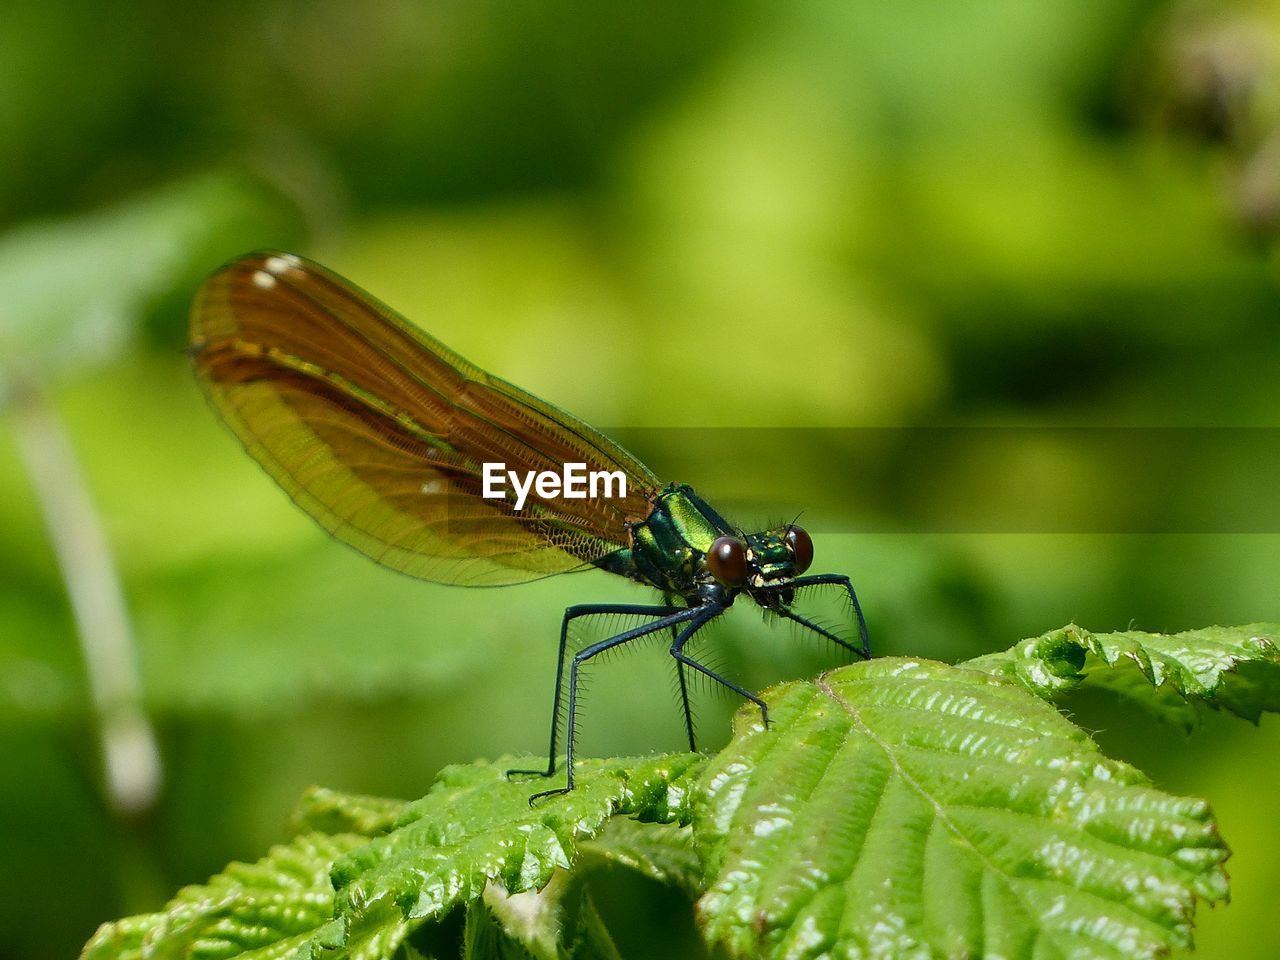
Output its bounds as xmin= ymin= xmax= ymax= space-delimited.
xmin=190 ymin=251 xmax=870 ymax=800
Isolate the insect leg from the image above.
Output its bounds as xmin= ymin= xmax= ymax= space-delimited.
xmin=676 ymin=656 xmax=696 ymax=751
xmin=771 ymin=605 xmax=867 ymax=660
xmin=772 ymin=573 xmax=871 ymax=659
xmin=665 ymin=591 xmax=697 ymax=752
xmin=527 ymin=605 xmax=703 ymax=804
xmin=508 ymin=603 xmax=681 ymax=780
xmin=669 ymin=608 xmax=770 ymax=729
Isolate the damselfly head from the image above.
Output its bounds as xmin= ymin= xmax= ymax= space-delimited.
xmin=705 ymin=524 xmax=814 ymax=591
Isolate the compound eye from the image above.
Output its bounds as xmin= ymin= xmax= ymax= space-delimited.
xmin=785 ymin=525 xmax=814 ymax=575
xmin=706 ymin=535 xmax=748 ymax=586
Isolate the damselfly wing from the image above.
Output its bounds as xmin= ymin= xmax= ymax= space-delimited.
xmin=191 ymin=252 xmax=659 ymax=586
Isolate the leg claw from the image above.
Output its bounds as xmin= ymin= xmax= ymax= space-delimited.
xmin=527 ymin=786 xmax=570 ymax=806
xmin=506 ymin=767 xmax=554 ymax=780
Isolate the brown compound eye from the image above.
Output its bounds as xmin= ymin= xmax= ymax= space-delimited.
xmin=785 ymin=525 xmax=813 ymax=575
xmin=706 ymin=535 xmax=748 ymax=586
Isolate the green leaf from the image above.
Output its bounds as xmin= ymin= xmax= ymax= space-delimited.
xmin=466 ymin=872 xmax=624 ymax=960
xmin=290 ymin=786 xmax=410 ymax=839
xmin=561 ymin=892 xmax=624 ymax=960
xmin=579 ymin=817 xmax=702 ymax=898
xmin=332 ymin=754 xmax=701 ymax=942
xmin=968 ymin=622 xmax=1280 ymax=729
xmin=692 ymin=658 xmax=1229 ymax=960
xmin=464 ymin=818 xmax=699 ymax=960
xmin=87 ymin=623 xmax=1279 ymax=960
xmin=82 ymin=756 xmax=699 ymax=960
xmin=464 ymin=896 xmax=542 ymax=960
xmin=80 ymin=832 xmax=374 ymax=960
xmin=466 ymin=886 xmax=556 ymax=960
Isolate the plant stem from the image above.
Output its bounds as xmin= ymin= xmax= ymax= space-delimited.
xmin=9 ymin=382 xmax=162 ymax=818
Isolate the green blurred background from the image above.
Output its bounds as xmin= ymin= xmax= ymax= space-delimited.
xmin=2 ymin=1 xmax=1279 ymax=958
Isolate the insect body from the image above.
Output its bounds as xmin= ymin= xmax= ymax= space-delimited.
xmin=190 ymin=251 xmax=869 ymax=800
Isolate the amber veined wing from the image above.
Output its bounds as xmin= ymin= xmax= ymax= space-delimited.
xmin=190 ymin=251 xmax=660 ymax=586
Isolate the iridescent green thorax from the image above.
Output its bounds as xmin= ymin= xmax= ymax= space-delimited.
xmin=593 ymin=483 xmax=734 ymax=597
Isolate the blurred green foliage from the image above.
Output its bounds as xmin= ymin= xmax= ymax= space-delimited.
xmin=1 ymin=1 xmax=1279 ymax=958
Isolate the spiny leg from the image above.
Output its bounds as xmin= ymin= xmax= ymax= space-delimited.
xmin=771 ymin=605 xmax=867 ymax=660
xmin=770 ymin=573 xmax=870 ymax=659
xmin=675 ymin=658 xmax=696 ymax=751
xmin=669 ymin=609 xmax=771 ymax=730
xmin=508 ymin=603 xmax=679 ymax=780
xmin=665 ymin=591 xmax=697 ymax=752
xmin=527 ymin=604 xmax=706 ymax=803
